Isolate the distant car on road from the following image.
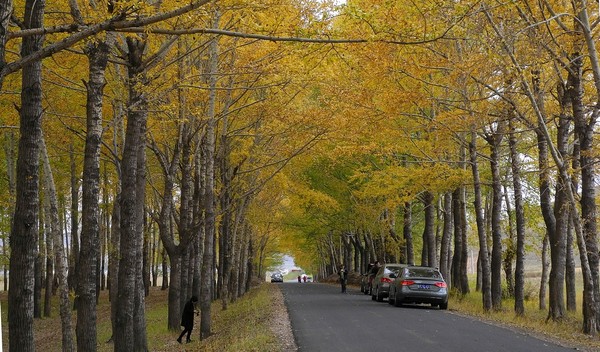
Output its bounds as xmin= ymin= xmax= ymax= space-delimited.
xmin=271 ymin=273 xmax=284 ymax=283
xmin=371 ymin=263 xmax=408 ymax=302
xmin=388 ymin=266 xmax=448 ymax=309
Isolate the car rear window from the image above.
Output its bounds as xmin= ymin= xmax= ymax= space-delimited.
xmin=384 ymin=266 xmax=404 ymax=274
xmin=405 ymin=268 xmax=441 ymax=278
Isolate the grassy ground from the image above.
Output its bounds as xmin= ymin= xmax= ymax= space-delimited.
xmin=449 ymin=290 xmax=600 ymax=351
xmin=1 ymin=284 xmax=285 ymax=352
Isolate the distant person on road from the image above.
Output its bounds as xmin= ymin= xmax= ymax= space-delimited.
xmin=177 ymin=295 xmax=198 ymax=344
xmin=339 ymin=265 xmax=348 ymax=293
xmin=298 ymin=275 xmax=302 ymax=283
xmin=303 ymin=275 xmax=307 ymax=283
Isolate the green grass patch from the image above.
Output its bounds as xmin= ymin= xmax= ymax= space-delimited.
xmin=449 ymin=290 xmax=600 ymax=351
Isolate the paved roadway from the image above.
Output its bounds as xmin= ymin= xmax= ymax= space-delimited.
xmin=280 ymin=282 xmax=581 ymax=352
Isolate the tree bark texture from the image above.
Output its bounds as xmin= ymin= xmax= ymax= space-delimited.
xmin=134 ymin=124 xmax=148 ymax=351
xmin=41 ymin=136 xmax=75 ymax=352
xmin=547 ymin=82 xmax=571 ymax=322
xmin=451 ymin=187 xmax=462 ymax=292
xmin=423 ymin=191 xmax=436 ymax=268
xmin=115 ymin=36 xmax=148 ymax=352
xmin=569 ymin=51 xmax=600 ymax=328
xmin=439 ymin=192 xmax=452 ymax=286
xmin=488 ymin=127 xmax=504 ymax=310
xmin=68 ymin=145 xmax=79 ymax=292
xmin=509 ymin=118 xmax=526 ymax=316
xmin=8 ymin=0 xmax=45 ymax=349
xmin=76 ymin=39 xmax=110 ymax=352
xmin=200 ymin=18 xmax=220 ymax=339
xmin=403 ymin=202 xmax=413 ymax=265
xmin=470 ymin=131 xmax=491 ymax=310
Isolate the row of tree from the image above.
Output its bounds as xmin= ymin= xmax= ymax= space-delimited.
xmin=276 ymin=0 xmax=600 ymax=337
xmin=3 ymin=0 xmax=600 ymax=351
xmin=0 ymin=0 xmax=334 ymax=351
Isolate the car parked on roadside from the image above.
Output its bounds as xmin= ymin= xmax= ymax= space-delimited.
xmin=371 ymin=263 xmax=408 ymax=302
xmin=271 ymin=273 xmax=284 ymax=283
xmin=388 ymin=266 xmax=448 ymax=309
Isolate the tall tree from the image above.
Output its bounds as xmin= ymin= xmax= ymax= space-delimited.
xmin=8 ymin=0 xmax=45 ymax=349
xmin=469 ymin=131 xmax=491 ymax=310
xmin=41 ymin=135 xmax=74 ymax=352
xmin=75 ymin=37 xmax=111 ymax=352
xmin=114 ymin=36 xmax=148 ymax=352
xmin=508 ymin=117 xmax=526 ymax=316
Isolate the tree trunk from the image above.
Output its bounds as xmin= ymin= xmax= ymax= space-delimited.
xmin=470 ymin=131 xmax=491 ymax=310
xmin=43 ymin=199 xmax=53 ymax=317
xmin=502 ymin=183 xmax=515 ymax=299
xmin=134 ymin=126 xmax=148 ymax=351
xmin=34 ymin=205 xmax=43 ymax=319
xmin=547 ymin=81 xmax=571 ymax=322
xmin=0 ymin=0 xmax=12 ymax=78
xmin=569 ymin=45 xmax=599 ymax=329
xmin=41 ymin=135 xmax=75 ymax=351
xmin=109 ymin=192 xmax=120 ymax=342
xmin=403 ymin=202 xmax=413 ymax=265
xmin=3 ymin=131 xmax=16 ymax=292
xmin=200 ymin=14 xmax=220 ymax=339
xmin=114 ymin=37 xmax=148 ymax=352
xmin=439 ymin=192 xmax=452 ymax=286
xmin=76 ymin=38 xmax=110 ymax=351
xmin=69 ymin=145 xmax=79 ymax=291
xmin=566 ymin=213 xmax=577 ymax=311
xmin=451 ymin=187 xmax=462 ymax=292
xmin=509 ymin=117 xmax=526 ymax=316
xmin=8 ymin=0 xmax=45 ymax=348
xmin=486 ymin=123 xmax=505 ymax=311
xmin=530 ymin=70 xmax=556 ymax=313
xmin=539 ymin=234 xmax=549 ymax=310
xmin=423 ymin=191 xmax=436 ymax=268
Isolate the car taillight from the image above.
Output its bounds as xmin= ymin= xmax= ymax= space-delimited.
xmin=401 ymin=280 xmax=415 ymax=286
xmin=435 ymin=282 xmax=447 ymax=288
xmin=381 ymin=277 xmax=393 ymax=283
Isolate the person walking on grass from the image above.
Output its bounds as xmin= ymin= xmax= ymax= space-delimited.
xmin=177 ymin=295 xmax=198 ymax=343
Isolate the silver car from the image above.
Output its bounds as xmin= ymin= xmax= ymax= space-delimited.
xmin=371 ymin=264 xmax=408 ymax=302
xmin=388 ymin=266 xmax=448 ymax=309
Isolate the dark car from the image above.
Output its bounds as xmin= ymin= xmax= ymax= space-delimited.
xmin=371 ymin=263 xmax=408 ymax=302
xmin=360 ymin=263 xmax=377 ymax=295
xmin=388 ymin=266 xmax=448 ymax=309
xmin=270 ymin=273 xmax=284 ymax=283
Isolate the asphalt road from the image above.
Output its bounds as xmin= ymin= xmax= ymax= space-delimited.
xmin=280 ymin=282 xmax=579 ymax=352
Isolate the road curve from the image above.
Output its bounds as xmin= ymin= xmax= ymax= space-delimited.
xmin=280 ymin=282 xmax=579 ymax=352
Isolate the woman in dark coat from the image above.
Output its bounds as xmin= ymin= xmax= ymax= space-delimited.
xmin=177 ymin=296 xmax=198 ymax=343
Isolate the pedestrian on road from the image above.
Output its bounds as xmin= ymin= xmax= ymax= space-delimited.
xmin=177 ymin=295 xmax=198 ymax=344
xmin=339 ymin=265 xmax=348 ymax=293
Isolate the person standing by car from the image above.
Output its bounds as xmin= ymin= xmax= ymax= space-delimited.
xmin=177 ymin=295 xmax=198 ymax=344
xmin=339 ymin=265 xmax=348 ymax=293
xmin=368 ymin=261 xmax=381 ymax=293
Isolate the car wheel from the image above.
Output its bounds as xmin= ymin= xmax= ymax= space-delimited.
xmin=376 ymin=290 xmax=384 ymax=302
xmin=394 ymin=293 xmax=402 ymax=307
xmin=439 ymin=302 xmax=448 ymax=310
